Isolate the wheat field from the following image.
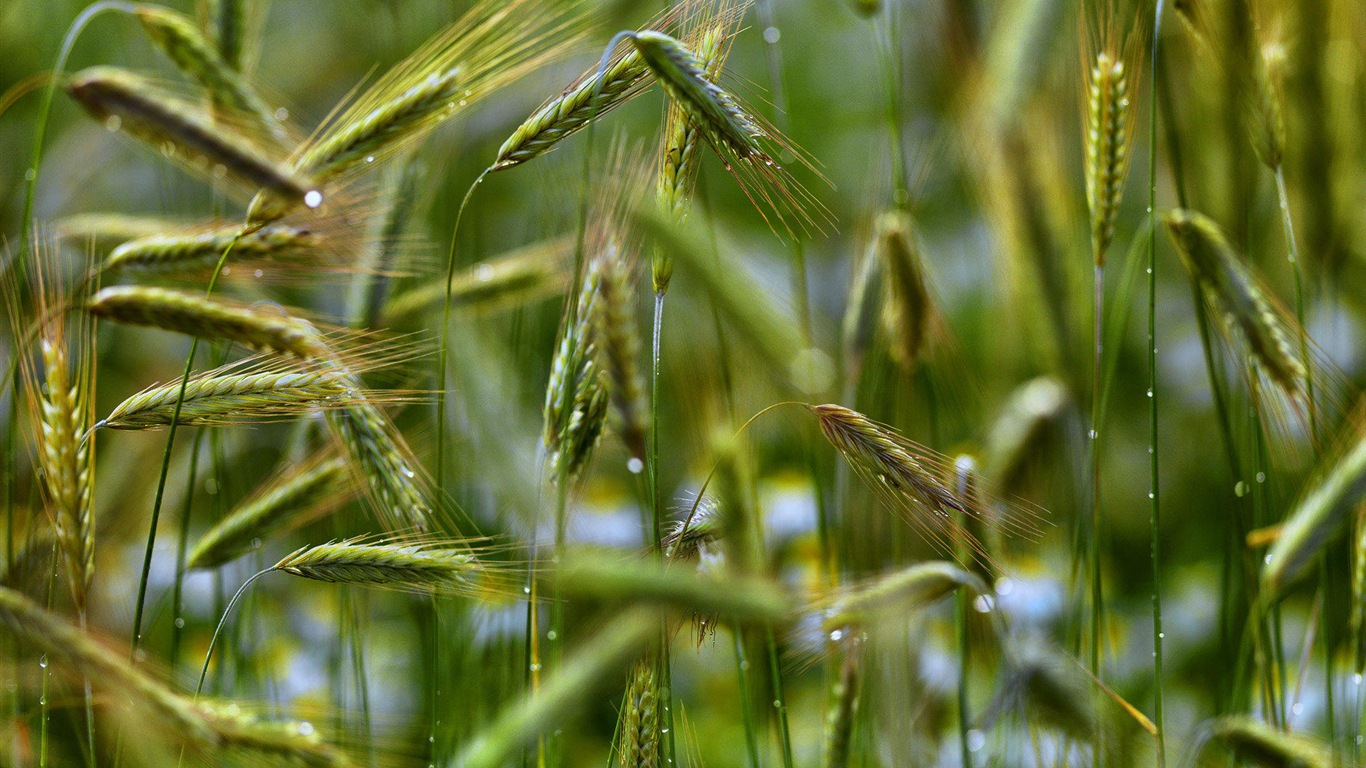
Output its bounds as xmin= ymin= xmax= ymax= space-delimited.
xmin=2 ymin=0 xmax=1365 ymax=766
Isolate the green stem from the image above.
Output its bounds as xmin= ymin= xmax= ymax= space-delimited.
xmin=195 ymin=568 xmax=270 ymax=699
xmin=436 ymin=172 xmax=488 ymax=496
xmin=733 ymin=631 xmax=762 ymax=768
xmin=765 ymin=625 xmax=795 ymax=768
xmin=649 ymin=292 xmax=677 ymax=768
xmin=1148 ymin=3 xmax=1166 ymax=763
xmin=129 ymin=231 xmax=243 ymax=661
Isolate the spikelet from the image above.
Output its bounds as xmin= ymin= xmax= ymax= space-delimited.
xmin=66 ymin=66 xmax=313 ymax=206
xmin=617 ymin=660 xmax=659 ymax=768
xmin=492 ymin=43 xmax=651 ymax=172
xmin=809 ymin=404 xmax=1045 ymax=565
xmin=205 ymin=0 xmax=247 ymax=71
xmin=1195 ymin=716 xmax=1331 ymax=768
xmin=87 ymin=285 xmax=326 ymax=357
xmin=652 ymin=3 xmax=744 ymax=294
xmin=1081 ymin=21 xmax=1139 ymax=266
xmin=96 ymin=340 xmax=415 ymax=430
xmin=324 ymin=384 xmax=434 ymax=532
xmin=9 ymin=252 xmax=97 ymax=613
xmin=1163 ymin=209 xmax=1320 ymax=428
xmin=135 ymin=6 xmax=284 ymax=142
xmin=592 ymin=239 xmax=647 ymax=464
xmin=1262 ymin=415 xmax=1366 ymax=597
xmin=189 ymin=452 xmax=353 ymax=569
xmin=1248 ymin=40 xmax=1287 ymax=171
xmin=663 ymin=496 xmax=721 ymax=561
xmin=543 ymin=260 xmax=609 ymax=480
xmin=103 ymin=222 xmax=318 ymax=274
xmin=872 ymin=210 xmax=935 ymax=372
xmin=273 ymin=536 xmax=481 ymax=595
xmin=249 ymin=0 xmax=585 ymax=222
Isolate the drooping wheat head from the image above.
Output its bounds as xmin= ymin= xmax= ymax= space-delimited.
xmin=1163 ymin=209 xmax=1320 ymax=425
xmin=103 ymin=221 xmax=318 ymax=274
xmin=809 ymin=403 xmax=1045 ymax=565
xmin=1194 ymin=716 xmax=1331 ymax=768
xmin=66 ymin=66 xmax=314 ymax=206
xmin=617 ymin=659 xmax=659 ymax=768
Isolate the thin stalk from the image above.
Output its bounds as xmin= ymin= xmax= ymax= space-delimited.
xmin=169 ymin=428 xmax=207 ymax=673
xmin=1148 ymin=3 xmax=1166 ymax=763
xmin=649 ymin=292 xmax=678 ymax=767
xmin=195 ymin=568 xmax=271 ymax=699
xmin=1090 ymin=262 xmax=1106 ymax=749
xmin=956 ymin=559 xmax=972 ymax=768
xmin=765 ymin=626 xmax=795 ymax=768
xmin=436 ymin=172 xmax=488 ymax=495
xmin=733 ymin=631 xmax=762 ymax=768
xmin=129 ymin=231 xmax=243 ymax=661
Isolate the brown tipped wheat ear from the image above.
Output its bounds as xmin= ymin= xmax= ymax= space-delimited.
xmin=872 ymin=210 xmax=935 ymax=372
xmin=1081 ymin=26 xmax=1139 ymax=267
xmin=652 ymin=3 xmax=742 ymax=294
xmin=189 ymin=452 xmax=353 ymax=569
xmin=543 ymin=261 xmax=609 ymax=480
xmin=273 ymin=537 xmax=480 ymax=595
xmin=617 ymin=659 xmax=660 ymax=768
xmin=104 ymin=223 xmax=318 ymax=274
xmin=87 ymin=285 xmax=326 ymax=357
xmin=1162 ymin=209 xmax=1316 ymax=412
xmin=134 ymin=6 xmax=285 ymax=143
xmin=248 ymin=0 xmax=585 ymax=222
xmin=808 ymin=404 xmax=1045 ymax=565
xmin=65 ymin=66 xmax=313 ymax=206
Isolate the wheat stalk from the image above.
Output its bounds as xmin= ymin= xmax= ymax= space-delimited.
xmin=66 ymin=66 xmax=313 ymax=205
xmin=87 ymin=285 xmax=325 ymax=358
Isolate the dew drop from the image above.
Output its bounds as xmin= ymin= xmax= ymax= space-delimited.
xmin=104 ymin=115 xmax=122 ymax=132
xmin=523 ymin=586 xmax=531 ymax=594
xmin=38 ymin=655 xmax=47 ymax=669
xmin=25 ymin=168 xmax=37 ymax=181
xmin=1234 ymin=481 xmax=1248 ymax=497
xmin=772 ymin=700 xmax=782 ymax=708
xmin=304 ymin=190 xmax=323 ymax=208
xmin=627 ymin=457 xmax=644 ymax=474
xmin=1158 ymin=632 xmax=1165 ymax=639
xmin=365 ymin=155 xmax=375 ymax=163
xmin=546 ymin=630 xmax=558 ymax=641
xmin=174 ymin=618 xmax=185 ymax=629
xmin=967 ymin=729 xmax=986 ymax=752
xmin=973 ymin=595 xmax=995 ymax=613
xmin=529 ymin=663 xmax=542 ymax=672
xmin=459 ymin=99 xmax=467 ymax=107
xmin=1355 ymin=673 xmax=1364 ymax=686
xmin=476 ymin=264 xmax=495 ymax=282
xmin=1148 ymin=492 xmax=1155 ymax=499
xmin=1264 ymin=554 xmax=1273 ymax=565
xmin=1291 ymin=702 xmax=1303 ymax=716
xmin=1255 ymin=471 xmax=1266 ymax=483
xmin=212 ymin=164 xmax=227 ymax=179
xmin=995 ymin=577 xmax=1015 ymax=596
xmin=254 ymin=268 xmax=264 ymax=278
xmin=763 ymin=26 xmax=780 ymax=43
xmin=275 ymin=108 xmax=290 ymax=121
xmin=660 ymin=727 xmax=669 ymax=734
xmin=298 ymin=721 xmax=316 ymax=736
xmin=829 ymin=629 xmax=843 ymax=642
xmin=739 ymin=660 xmax=750 ymax=671
xmin=402 ymin=467 xmax=416 ymax=478
xmin=1146 ymin=388 xmax=1153 ymax=397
